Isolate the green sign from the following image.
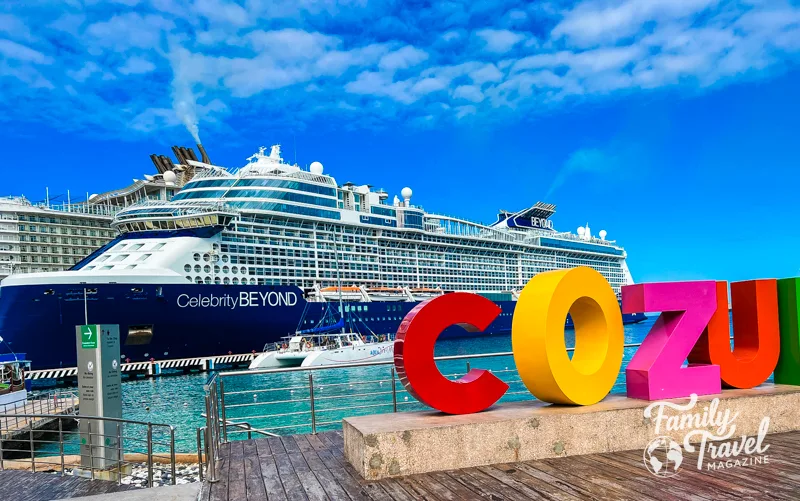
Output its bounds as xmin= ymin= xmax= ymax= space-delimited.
xmin=81 ymin=325 xmax=98 ymax=349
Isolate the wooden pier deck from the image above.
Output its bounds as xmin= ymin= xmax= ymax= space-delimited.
xmin=0 ymin=397 xmax=78 ymax=437
xmin=201 ymin=430 xmax=800 ymax=500
xmin=0 ymin=470 xmax=136 ymax=500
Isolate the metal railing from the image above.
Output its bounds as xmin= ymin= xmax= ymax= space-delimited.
xmin=0 ymin=412 xmax=176 ymax=488
xmin=203 ymin=343 xmax=651 ymax=444
xmin=0 ymin=389 xmax=78 ymax=432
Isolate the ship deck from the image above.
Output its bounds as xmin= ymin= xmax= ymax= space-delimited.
xmin=200 ymin=430 xmax=800 ymax=501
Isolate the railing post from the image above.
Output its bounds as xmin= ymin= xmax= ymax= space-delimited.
xmin=170 ymin=427 xmax=177 ymax=485
xmin=220 ymin=379 xmax=228 ymax=443
xmin=196 ymin=428 xmax=204 ymax=482
xmin=88 ymin=421 xmax=94 ymax=480
xmin=116 ymin=422 xmax=122 ymax=486
xmin=59 ymin=417 xmax=65 ymax=476
xmin=309 ymin=373 xmax=316 ymax=435
xmin=146 ymin=423 xmax=153 ymax=488
xmin=391 ymin=367 xmax=397 ymax=413
xmin=29 ymin=425 xmax=35 ymax=473
xmin=0 ymin=417 xmax=4 ymax=471
xmin=466 ymin=361 xmax=471 ymax=373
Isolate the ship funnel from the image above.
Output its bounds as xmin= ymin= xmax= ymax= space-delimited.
xmin=171 ymin=146 xmax=187 ymax=165
xmin=182 ymin=147 xmax=198 ymax=162
xmin=197 ymin=143 xmax=211 ymax=164
xmin=149 ymin=154 xmax=166 ymax=174
xmin=159 ymin=155 xmax=174 ymax=172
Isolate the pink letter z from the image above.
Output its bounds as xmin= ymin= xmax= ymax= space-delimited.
xmin=623 ymin=281 xmax=721 ymax=400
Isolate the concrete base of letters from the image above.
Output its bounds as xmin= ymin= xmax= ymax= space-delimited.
xmin=343 ymin=384 xmax=800 ymax=479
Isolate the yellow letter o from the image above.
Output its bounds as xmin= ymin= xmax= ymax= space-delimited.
xmin=512 ymin=266 xmax=624 ymax=405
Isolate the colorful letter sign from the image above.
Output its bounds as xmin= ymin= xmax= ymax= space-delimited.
xmin=394 ymin=292 xmax=509 ymax=414
xmin=512 ymin=267 xmax=624 ymax=405
xmin=689 ymin=280 xmax=780 ymax=388
xmin=394 ymin=267 xmax=796 ymax=415
xmin=623 ymin=281 xmax=721 ymax=400
xmin=776 ymin=278 xmax=800 ymax=385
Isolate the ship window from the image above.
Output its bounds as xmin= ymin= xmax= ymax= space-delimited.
xmin=193 ymin=253 xmax=201 ymax=261
xmin=116 ymin=244 xmax=127 ymax=251
xmin=184 ymin=264 xmax=191 ymax=272
xmin=96 ymin=255 xmax=110 ymax=262
xmin=214 ymin=277 xmax=221 ymax=284
xmin=203 ymin=254 xmax=211 ymax=262
xmin=101 ymin=265 xmax=113 ymax=270
xmin=241 ymin=267 xmax=248 ymax=274
xmin=85 ymin=266 xmax=95 ymax=270
xmin=222 ymin=255 xmax=229 ymax=263
xmin=152 ymin=243 xmax=166 ymax=250
xmin=232 ymin=277 xmax=239 ymax=285
xmin=223 ymin=266 xmax=229 ymax=274
xmin=129 ymin=244 xmax=144 ymax=251
xmin=204 ymin=265 xmax=211 ymax=273
xmin=112 ymin=254 xmax=129 ymax=262
xmin=195 ymin=277 xmax=203 ymax=284
xmin=214 ymin=265 xmax=220 ymax=274
xmin=194 ymin=265 xmax=201 ymax=273
xmin=224 ymin=277 xmax=230 ymax=284
xmin=186 ymin=276 xmax=192 ymax=282
xmin=138 ymin=254 xmax=152 ymax=262
xmin=125 ymin=265 xmax=137 ymax=269
xmin=232 ymin=266 xmax=238 ymax=274
xmin=204 ymin=277 xmax=212 ymax=284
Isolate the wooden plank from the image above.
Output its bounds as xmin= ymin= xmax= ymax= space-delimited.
xmin=307 ymin=434 xmax=327 ymax=451
xmin=245 ymin=454 xmax=268 ymax=501
xmin=288 ymin=452 xmax=311 ymax=473
xmin=586 ymin=454 xmax=717 ymax=501
xmin=377 ymin=479 xmax=418 ymax=501
xmin=281 ymin=435 xmax=302 ymax=454
xmin=474 ymin=465 xmax=552 ymax=501
xmin=407 ymin=473 xmax=463 ymax=501
xmin=208 ymin=455 xmax=230 ymax=501
xmin=427 ymin=471 xmax=482 ymax=500
xmin=293 ymin=434 xmax=314 ymax=452
xmin=295 ymin=469 xmax=329 ymax=501
xmin=227 ymin=445 xmax=248 ymax=501
xmin=491 ymin=462 xmax=587 ymax=500
xmin=313 ymin=468 xmax=351 ymax=500
xmin=255 ymin=437 xmax=273 ymax=458
xmin=268 ymin=436 xmax=287 ymax=454
xmin=326 ymin=467 xmax=375 ymax=501
xmin=301 ymin=449 xmax=328 ymax=472
xmin=258 ymin=454 xmax=288 ymax=501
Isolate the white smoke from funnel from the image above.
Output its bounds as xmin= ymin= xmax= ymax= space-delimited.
xmin=169 ymin=44 xmax=201 ymax=144
xmin=172 ymin=80 xmax=200 ymax=144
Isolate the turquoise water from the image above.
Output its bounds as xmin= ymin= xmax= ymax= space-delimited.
xmin=37 ymin=318 xmax=657 ymax=454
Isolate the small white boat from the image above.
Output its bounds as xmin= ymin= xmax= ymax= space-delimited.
xmin=249 ymin=304 xmax=395 ymax=369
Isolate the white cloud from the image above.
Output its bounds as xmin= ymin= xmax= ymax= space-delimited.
xmin=119 ymin=56 xmax=157 ymax=75
xmin=0 ymin=40 xmax=52 ymax=64
xmin=379 ymin=46 xmax=428 ymax=71
xmin=476 ymin=29 xmax=526 ymax=53
xmin=453 ymin=85 xmax=485 ymax=103
xmin=552 ymin=0 xmax=721 ymax=47
xmin=0 ymin=0 xmax=799 ymax=135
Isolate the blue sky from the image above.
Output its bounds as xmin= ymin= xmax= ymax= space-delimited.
xmin=1 ymin=0 xmax=799 ymax=284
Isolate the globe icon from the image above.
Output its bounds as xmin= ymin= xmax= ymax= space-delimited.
xmin=643 ymin=436 xmax=683 ymax=477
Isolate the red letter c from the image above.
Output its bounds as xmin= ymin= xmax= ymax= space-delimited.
xmin=394 ymin=292 xmax=509 ymax=414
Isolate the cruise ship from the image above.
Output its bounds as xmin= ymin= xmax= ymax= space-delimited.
xmin=0 ymin=144 xmax=644 ymax=369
